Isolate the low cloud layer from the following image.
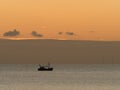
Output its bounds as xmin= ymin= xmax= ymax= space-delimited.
xmin=58 ymin=32 xmax=63 ymax=35
xmin=66 ymin=32 xmax=75 ymax=36
xmin=3 ymin=29 xmax=20 ymax=36
xmin=31 ymin=31 xmax=43 ymax=37
xmin=89 ymin=30 xmax=95 ymax=33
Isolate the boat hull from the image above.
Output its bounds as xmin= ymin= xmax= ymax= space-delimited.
xmin=38 ymin=68 xmax=53 ymax=71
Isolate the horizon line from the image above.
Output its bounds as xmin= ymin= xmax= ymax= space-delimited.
xmin=0 ymin=37 xmax=120 ymax=42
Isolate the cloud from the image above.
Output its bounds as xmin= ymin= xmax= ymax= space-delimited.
xmin=3 ymin=29 xmax=20 ymax=36
xmin=66 ymin=32 xmax=75 ymax=36
xmin=58 ymin=32 xmax=63 ymax=35
xmin=31 ymin=31 xmax=43 ymax=37
xmin=89 ymin=30 xmax=95 ymax=33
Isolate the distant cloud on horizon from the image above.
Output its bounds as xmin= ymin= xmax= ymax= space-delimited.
xmin=58 ymin=32 xmax=76 ymax=36
xmin=89 ymin=30 xmax=95 ymax=33
xmin=3 ymin=29 xmax=20 ymax=37
xmin=66 ymin=32 xmax=75 ymax=36
xmin=31 ymin=31 xmax=43 ymax=37
xmin=58 ymin=32 xmax=63 ymax=35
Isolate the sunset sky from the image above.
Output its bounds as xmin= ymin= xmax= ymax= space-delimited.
xmin=0 ymin=0 xmax=120 ymax=40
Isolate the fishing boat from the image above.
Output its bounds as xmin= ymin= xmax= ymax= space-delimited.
xmin=38 ymin=63 xmax=53 ymax=71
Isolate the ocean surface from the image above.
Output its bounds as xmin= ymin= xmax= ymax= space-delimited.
xmin=0 ymin=64 xmax=120 ymax=90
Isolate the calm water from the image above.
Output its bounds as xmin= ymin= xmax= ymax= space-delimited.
xmin=0 ymin=64 xmax=120 ymax=90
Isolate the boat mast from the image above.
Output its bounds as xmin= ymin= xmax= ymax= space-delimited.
xmin=39 ymin=64 xmax=41 ymax=67
xmin=48 ymin=62 xmax=50 ymax=68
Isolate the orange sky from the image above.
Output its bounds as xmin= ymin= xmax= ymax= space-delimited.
xmin=0 ymin=0 xmax=120 ymax=40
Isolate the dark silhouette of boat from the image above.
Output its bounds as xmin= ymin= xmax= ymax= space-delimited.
xmin=38 ymin=63 xmax=53 ymax=71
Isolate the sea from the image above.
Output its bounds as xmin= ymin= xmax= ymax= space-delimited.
xmin=0 ymin=64 xmax=119 ymax=90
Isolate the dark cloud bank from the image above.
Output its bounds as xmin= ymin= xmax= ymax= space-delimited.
xmin=3 ymin=29 xmax=20 ymax=36
xmin=58 ymin=32 xmax=75 ymax=36
xmin=31 ymin=31 xmax=43 ymax=37
xmin=66 ymin=32 xmax=75 ymax=36
xmin=58 ymin=32 xmax=63 ymax=35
